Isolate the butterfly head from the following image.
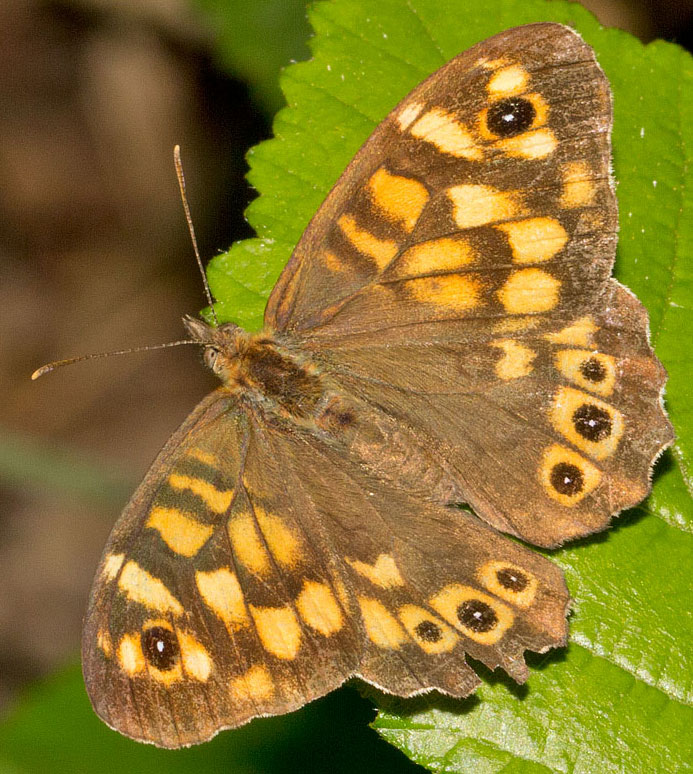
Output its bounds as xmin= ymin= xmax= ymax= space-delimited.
xmin=183 ymin=315 xmax=248 ymax=382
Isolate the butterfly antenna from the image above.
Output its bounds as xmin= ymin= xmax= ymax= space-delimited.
xmin=31 ymin=339 xmax=198 ymax=380
xmin=174 ymin=145 xmax=219 ymax=327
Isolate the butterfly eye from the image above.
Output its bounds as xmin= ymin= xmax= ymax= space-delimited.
xmin=141 ymin=626 xmax=180 ymax=671
xmin=203 ymin=347 xmax=221 ymax=372
xmin=486 ymin=96 xmax=536 ymax=137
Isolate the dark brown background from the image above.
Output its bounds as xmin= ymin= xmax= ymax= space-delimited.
xmin=1 ymin=0 xmax=691 ymax=714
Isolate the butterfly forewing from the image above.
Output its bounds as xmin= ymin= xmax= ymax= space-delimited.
xmin=266 ymin=23 xmax=616 ymax=337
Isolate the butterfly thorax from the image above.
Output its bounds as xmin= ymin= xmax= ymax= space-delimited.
xmin=184 ymin=316 xmax=325 ymax=418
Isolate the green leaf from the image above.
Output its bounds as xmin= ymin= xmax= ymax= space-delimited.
xmin=192 ymin=0 xmax=312 ymax=115
xmin=203 ymin=0 xmax=693 ymax=770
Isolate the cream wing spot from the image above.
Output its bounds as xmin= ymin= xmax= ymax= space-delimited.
xmin=358 ymin=597 xmax=408 ymax=649
xmin=498 ymin=268 xmax=560 ymax=314
xmin=448 ymin=184 xmax=524 ymax=229
xmin=97 ymin=628 xmax=113 ymax=658
xmin=102 ymin=552 xmax=125 ymax=581
xmin=409 ymin=107 xmax=483 ymax=160
xmin=117 ymin=634 xmax=145 ymax=675
xmin=396 ymin=101 xmax=424 ymax=131
xmin=118 ymin=561 xmax=183 ymax=615
xmin=196 ymin=568 xmax=249 ymax=629
xmin=250 ymin=604 xmax=302 ymax=660
xmin=499 ymin=128 xmax=557 ymax=159
xmin=167 ymin=473 xmax=233 ymax=514
xmin=347 ymin=554 xmax=404 ymax=589
xmin=368 ymin=168 xmax=429 ymax=233
xmin=491 ymin=339 xmax=536 ymax=380
xmin=146 ymin=506 xmax=214 ymax=557
xmin=495 ymin=217 xmax=568 ymax=264
xmin=296 ymin=580 xmax=344 ymax=636
xmin=478 ymin=57 xmax=510 ymax=70
xmin=178 ymin=631 xmax=213 ymax=682
xmin=487 ymin=64 xmax=529 ymax=95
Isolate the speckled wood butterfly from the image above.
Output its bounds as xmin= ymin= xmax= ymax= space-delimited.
xmin=78 ymin=23 xmax=673 ymax=747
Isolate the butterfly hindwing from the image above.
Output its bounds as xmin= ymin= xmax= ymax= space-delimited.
xmin=83 ymin=388 xmax=569 ymax=747
xmin=313 ymin=278 xmax=672 ymax=546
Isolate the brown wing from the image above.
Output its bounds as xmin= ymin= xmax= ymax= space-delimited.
xmin=82 ymin=389 xmax=569 ymax=748
xmin=265 ymin=23 xmax=616 ymax=339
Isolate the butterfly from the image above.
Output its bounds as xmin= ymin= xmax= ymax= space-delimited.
xmin=79 ymin=22 xmax=673 ymax=747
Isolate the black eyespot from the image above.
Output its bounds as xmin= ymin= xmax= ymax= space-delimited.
xmin=580 ymin=356 xmax=607 ymax=383
xmin=457 ymin=599 xmax=498 ymax=633
xmin=486 ymin=97 xmax=536 ymax=137
xmin=496 ymin=567 xmax=528 ymax=592
xmin=573 ymin=404 xmax=612 ymax=442
xmin=142 ymin=626 xmax=179 ymax=671
xmin=414 ymin=619 xmax=443 ymax=643
xmin=550 ymin=462 xmax=584 ymax=496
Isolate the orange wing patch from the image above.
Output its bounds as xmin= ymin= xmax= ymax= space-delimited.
xmin=146 ymin=506 xmax=214 ymax=557
xmin=338 ymin=214 xmax=398 ymax=270
xmin=491 ymin=339 xmax=536 ymax=380
xmin=561 ymin=161 xmax=597 ymax=208
xmin=403 ymin=273 xmax=483 ymax=313
xmin=196 ymin=568 xmax=250 ymax=630
xmin=498 ymin=268 xmax=560 ymax=314
xmin=495 ymin=217 xmax=568 ymax=264
xmin=250 ymin=604 xmax=302 ymax=660
xmin=395 ymin=237 xmax=475 ymax=278
xmin=368 ymin=168 xmax=429 ymax=233
xmin=448 ymin=184 xmax=524 ymax=229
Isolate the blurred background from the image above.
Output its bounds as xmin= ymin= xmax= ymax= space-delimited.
xmin=0 ymin=0 xmax=691 ymax=740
